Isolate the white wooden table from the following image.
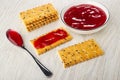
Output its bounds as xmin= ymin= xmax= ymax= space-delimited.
xmin=0 ymin=0 xmax=120 ymax=80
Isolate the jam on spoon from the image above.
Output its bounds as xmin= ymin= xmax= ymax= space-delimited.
xmin=6 ymin=29 xmax=52 ymax=77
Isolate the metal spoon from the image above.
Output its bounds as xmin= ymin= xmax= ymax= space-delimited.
xmin=6 ymin=29 xmax=52 ymax=77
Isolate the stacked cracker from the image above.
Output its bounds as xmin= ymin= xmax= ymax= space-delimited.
xmin=58 ymin=39 xmax=104 ymax=68
xmin=20 ymin=3 xmax=59 ymax=32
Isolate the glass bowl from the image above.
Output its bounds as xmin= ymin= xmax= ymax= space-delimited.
xmin=60 ymin=1 xmax=110 ymax=34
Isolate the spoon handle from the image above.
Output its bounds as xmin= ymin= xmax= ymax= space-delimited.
xmin=22 ymin=46 xmax=52 ymax=77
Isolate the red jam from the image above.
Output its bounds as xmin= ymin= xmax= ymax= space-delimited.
xmin=6 ymin=29 xmax=23 ymax=47
xmin=64 ymin=4 xmax=107 ymax=30
xmin=34 ymin=29 xmax=68 ymax=49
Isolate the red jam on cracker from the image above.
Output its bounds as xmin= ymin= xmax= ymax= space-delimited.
xmin=34 ymin=29 xmax=68 ymax=49
xmin=64 ymin=4 xmax=107 ymax=30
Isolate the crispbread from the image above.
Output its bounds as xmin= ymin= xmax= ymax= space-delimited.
xmin=20 ymin=3 xmax=59 ymax=32
xmin=58 ymin=39 xmax=104 ymax=68
xmin=30 ymin=28 xmax=72 ymax=55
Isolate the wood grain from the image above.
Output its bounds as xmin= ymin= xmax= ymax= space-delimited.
xmin=0 ymin=0 xmax=120 ymax=80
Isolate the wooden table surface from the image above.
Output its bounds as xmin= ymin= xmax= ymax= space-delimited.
xmin=0 ymin=0 xmax=120 ymax=80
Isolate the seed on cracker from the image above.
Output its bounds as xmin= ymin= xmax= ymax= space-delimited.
xmin=58 ymin=39 xmax=104 ymax=68
xmin=30 ymin=28 xmax=72 ymax=55
xmin=20 ymin=3 xmax=59 ymax=32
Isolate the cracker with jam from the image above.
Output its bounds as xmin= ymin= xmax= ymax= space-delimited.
xmin=30 ymin=28 xmax=72 ymax=55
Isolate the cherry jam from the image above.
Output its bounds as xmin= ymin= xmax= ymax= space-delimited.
xmin=34 ymin=29 xmax=68 ymax=49
xmin=64 ymin=4 xmax=107 ymax=30
xmin=6 ymin=29 xmax=23 ymax=47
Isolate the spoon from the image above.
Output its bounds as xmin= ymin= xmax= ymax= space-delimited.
xmin=6 ymin=29 xmax=52 ymax=77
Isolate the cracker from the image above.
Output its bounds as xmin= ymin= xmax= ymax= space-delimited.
xmin=20 ymin=3 xmax=59 ymax=32
xmin=30 ymin=28 xmax=72 ymax=55
xmin=58 ymin=39 xmax=104 ymax=68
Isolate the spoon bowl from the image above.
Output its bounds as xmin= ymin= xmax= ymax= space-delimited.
xmin=6 ymin=29 xmax=24 ymax=47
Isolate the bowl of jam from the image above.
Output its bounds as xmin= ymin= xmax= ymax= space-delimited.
xmin=60 ymin=1 xmax=109 ymax=34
